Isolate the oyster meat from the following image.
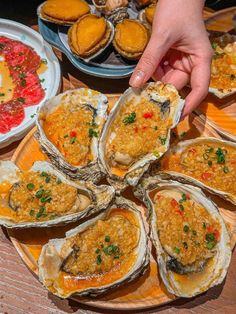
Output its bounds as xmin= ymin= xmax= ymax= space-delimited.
xmin=36 ymin=88 xmax=108 ymax=182
xmin=38 ymin=0 xmax=91 ymax=26
xmin=68 ymin=14 xmax=114 ymax=61
xmin=98 ymin=81 xmax=184 ymax=191
xmin=136 ymin=176 xmax=231 ymax=297
xmin=0 ymin=160 xmax=114 ymax=228
xmin=38 ymin=197 xmax=149 ymax=297
xmin=160 ymin=137 xmax=236 ymax=205
xmin=113 ymin=19 xmax=149 ymax=60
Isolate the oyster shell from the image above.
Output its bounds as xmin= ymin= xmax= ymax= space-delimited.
xmin=38 ymin=196 xmax=149 ymax=297
xmin=37 ymin=0 xmax=91 ymax=26
xmin=98 ymin=81 xmax=184 ymax=192
xmin=136 ymin=176 xmax=231 ymax=297
xmin=36 ymin=88 xmax=108 ymax=182
xmin=159 ymin=137 xmax=236 ymax=205
xmin=209 ymin=34 xmax=236 ymax=98
xmin=68 ymin=14 xmax=114 ymax=62
xmin=0 ymin=160 xmax=114 ymax=228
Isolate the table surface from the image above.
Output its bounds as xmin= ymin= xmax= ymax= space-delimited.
xmin=0 ymin=4 xmax=236 ymax=314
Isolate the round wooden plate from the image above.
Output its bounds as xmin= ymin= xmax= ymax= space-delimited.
xmin=7 ymin=95 xmax=236 ymax=310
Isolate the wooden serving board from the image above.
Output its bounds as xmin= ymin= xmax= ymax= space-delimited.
xmin=6 ymin=95 xmax=236 ymax=311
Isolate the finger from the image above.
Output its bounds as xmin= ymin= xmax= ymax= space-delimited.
xmin=182 ymin=57 xmax=211 ymax=118
xmin=129 ymin=31 xmax=173 ymax=88
xmin=153 ymin=65 xmax=189 ymax=90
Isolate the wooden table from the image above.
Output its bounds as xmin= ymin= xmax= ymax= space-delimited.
xmin=0 ymin=5 xmax=236 ymax=314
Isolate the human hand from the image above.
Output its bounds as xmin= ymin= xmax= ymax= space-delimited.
xmin=129 ymin=0 xmax=213 ymax=118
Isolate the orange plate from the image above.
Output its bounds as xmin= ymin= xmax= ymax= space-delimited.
xmin=7 ymin=95 xmax=236 ymax=311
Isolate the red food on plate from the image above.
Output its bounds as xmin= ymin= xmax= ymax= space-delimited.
xmin=0 ymin=36 xmax=45 ymax=134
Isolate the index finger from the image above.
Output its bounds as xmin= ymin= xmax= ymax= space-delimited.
xmin=182 ymin=54 xmax=212 ymax=118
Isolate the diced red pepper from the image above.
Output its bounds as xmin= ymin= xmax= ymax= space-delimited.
xmin=213 ymin=229 xmax=220 ymax=241
xmin=175 ymin=209 xmax=184 ymax=217
xmin=70 ymin=131 xmax=77 ymax=138
xmin=171 ymin=198 xmax=179 ymax=208
xmin=186 ymin=194 xmax=190 ymax=200
xmin=207 ymin=225 xmax=214 ymax=233
xmin=188 ymin=147 xmax=196 ymax=154
xmin=134 ymin=126 xmax=139 ymax=133
xmin=143 ymin=111 xmax=153 ymax=119
xmin=201 ymin=172 xmax=212 ymax=181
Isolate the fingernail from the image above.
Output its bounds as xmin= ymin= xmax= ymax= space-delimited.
xmin=129 ymin=70 xmax=145 ymax=88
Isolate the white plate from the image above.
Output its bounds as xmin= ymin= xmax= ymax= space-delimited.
xmin=0 ymin=19 xmax=61 ymax=148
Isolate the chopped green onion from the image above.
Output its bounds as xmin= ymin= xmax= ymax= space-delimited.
xmin=88 ymin=128 xmax=98 ymax=138
xmin=26 ymin=183 xmax=35 ymax=191
xmin=29 ymin=209 xmax=35 ymax=216
xmin=123 ymin=112 xmax=136 ymax=125
xmin=208 ymin=160 xmax=212 ymax=166
xmin=173 ymin=247 xmax=180 ymax=254
xmin=96 ymin=255 xmax=102 ymax=265
xmin=105 ymin=235 xmax=110 ymax=242
xmin=35 ymin=189 xmax=44 ymax=198
xmin=183 ymin=225 xmax=189 ymax=233
xmin=95 ymin=248 xmax=100 ymax=254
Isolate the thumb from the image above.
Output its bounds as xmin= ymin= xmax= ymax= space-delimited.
xmin=129 ymin=31 xmax=172 ymax=88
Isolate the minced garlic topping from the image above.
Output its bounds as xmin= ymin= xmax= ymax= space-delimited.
xmin=106 ymin=96 xmax=171 ymax=169
xmin=154 ymin=191 xmax=220 ymax=266
xmin=162 ymin=142 xmax=236 ymax=196
xmin=43 ymin=103 xmax=97 ymax=166
xmin=61 ymin=215 xmax=139 ymax=275
xmin=9 ymin=171 xmax=78 ymax=222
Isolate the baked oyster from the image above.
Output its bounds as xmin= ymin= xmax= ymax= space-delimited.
xmin=0 ymin=160 xmax=114 ymax=228
xmin=36 ymin=88 xmax=108 ymax=182
xmin=136 ymin=176 xmax=231 ymax=297
xmin=38 ymin=197 xmax=149 ymax=297
xmin=113 ymin=19 xmax=149 ymax=60
xmin=160 ymin=137 xmax=236 ymax=205
xmin=98 ymin=81 xmax=184 ymax=191
xmin=210 ymin=34 xmax=236 ymax=98
xmin=38 ymin=0 xmax=91 ymax=26
xmin=68 ymin=14 xmax=114 ymax=61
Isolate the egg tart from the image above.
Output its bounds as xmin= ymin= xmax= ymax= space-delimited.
xmin=113 ymin=19 xmax=149 ymax=60
xmin=41 ymin=0 xmax=90 ymax=25
xmin=68 ymin=14 xmax=113 ymax=59
xmin=145 ymin=4 xmax=156 ymax=25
